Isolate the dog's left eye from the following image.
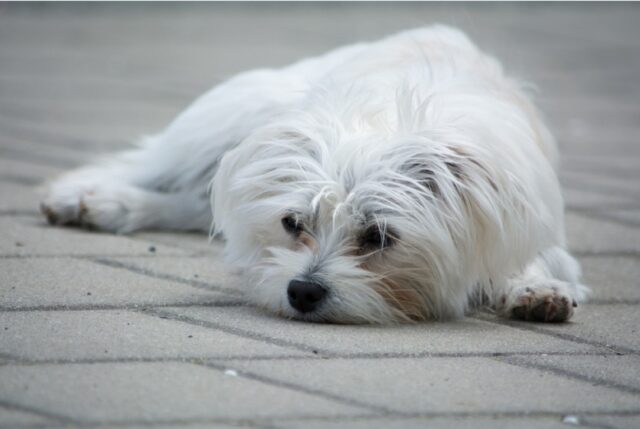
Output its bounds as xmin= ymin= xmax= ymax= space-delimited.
xmin=359 ymin=225 xmax=393 ymax=251
xmin=281 ymin=215 xmax=303 ymax=236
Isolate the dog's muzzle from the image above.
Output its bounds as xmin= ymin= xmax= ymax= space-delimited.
xmin=287 ymin=279 xmax=327 ymax=313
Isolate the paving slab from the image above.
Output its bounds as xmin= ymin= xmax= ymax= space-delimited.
xmin=161 ymin=306 xmax=601 ymax=356
xmin=578 ymin=255 xmax=640 ymax=303
xmin=0 ymin=405 xmax=52 ymax=427
xmin=0 ymin=217 xmax=190 ymax=257
xmin=0 ymin=258 xmax=228 ymax=310
xmin=502 ymin=354 xmax=640 ymax=393
xmin=0 ymin=362 xmax=363 ymax=423
xmin=0 ymin=97 xmax=180 ymax=147
xmin=563 ymin=154 xmax=640 ymax=181
xmin=0 ymin=309 xmax=306 ymax=361
xmin=0 ymin=157 xmax=62 ymax=184
xmin=561 ymin=171 xmax=640 ymax=202
xmin=566 ymin=213 xmax=640 ymax=254
xmin=273 ymin=416 xmax=580 ymax=429
xmin=220 ymin=357 xmax=640 ymax=415
xmin=503 ymin=305 xmax=640 ymax=354
xmin=128 ymin=232 xmax=222 ymax=255
xmin=562 ymin=187 xmax=639 ymax=212
xmin=582 ymin=415 xmax=640 ymax=429
xmin=0 ymin=137 xmax=92 ymax=168
xmin=0 ymin=112 xmax=137 ymax=155
xmin=602 ymin=209 xmax=640 ymax=227
xmin=90 ymin=424 xmax=257 ymax=429
xmin=104 ymin=255 xmax=243 ymax=296
xmin=0 ymin=182 xmax=40 ymax=213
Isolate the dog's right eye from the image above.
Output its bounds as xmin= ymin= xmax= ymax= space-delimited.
xmin=281 ymin=215 xmax=303 ymax=236
xmin=358 ymin=224 xmax=395 ymax=253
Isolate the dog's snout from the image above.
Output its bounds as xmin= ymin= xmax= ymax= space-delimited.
xmin=287 ymin=280 xmax=326 ymax=313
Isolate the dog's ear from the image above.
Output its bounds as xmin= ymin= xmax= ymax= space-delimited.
xmin=399 ymin=145 xmax=497 ymax=204
xmin=400 ymin=158 xmax=463 ymax=198
xmin=277 ymin=130 xmax=321 ymax=162
xmin=213 ymin=127 xmax=317 ymax=233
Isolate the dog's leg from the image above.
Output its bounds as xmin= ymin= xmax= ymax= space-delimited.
xmin=496 ymin=247 xmax=590 ymax=322
xmin=40 ymin=162 xmax=211 ymax=233
xmin=40 ymin=135 xmax=217 ymax=234
xmin=41 ymin=68 xmax=309 ymax=234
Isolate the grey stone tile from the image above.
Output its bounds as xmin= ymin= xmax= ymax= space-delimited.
xmin=563 ymin=138 xmax=640 ymax=160
xmin=559 ymin=134 xmax=640 ymax=159
xmin=0 ymin=63 xmax=198 ymax=104
xmin=222 ymin=357 xmax=640 ymax=414
xmin=563 ymin=154 xmax=640 ymax=181
xmin=0 ymin=112 xmax=134 ymax=155
xmin=0 ymin=137 xmax=92 ymax=167
xmin=274 ymin=416 xmax=576 ymax=429
xmin=130 ymin=232 xmax=220 ymax=255
xmin=0 ymin=405 xmax=51 ymax=426
xmin=0 ymin=183 xmax=39 ymax=213
xmin=562 ymin=187 xmax=638 ymax=212
xmin=579 ymin=255 xmax=640 ymax=303
xmin=0 ymin=258 xmax=228 ymax=310
xmin=566 ymin=213 xmax=640 ymax=253
xmin=545 ymin=98 xmax=640 ymax=133
xmin=503 ymin=354 xmax=640 ymax=393
xmin=94 ymin=424 xmax=250 ymax=429
xmin=561 ymin=171 xmax=640 ymax=201
xmin=161 ymin=306 xmax=600 ymax=356
xmin=511 ymin=304 xmax=640 ymax=354
xmin=0 ymin=158 xmax=62 ymax=183
xmin=583 ymin=415 xmax=640 ymax=429
xmin=0 ymin=362 xmax=362 ymax=422
xmin=603 ymin=209 xmax=640 ymax=227
xmin=106 ymin=255 xmax=243 ymax=296
xmin=0 ymin=98 xmax=179 ymax=147
xmin=0 ymin=309 xmax=307 ymax=360
xmin=0 ymin=217 xmax=190 ymax=256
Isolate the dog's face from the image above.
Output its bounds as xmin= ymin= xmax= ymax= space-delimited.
xmin=213 ymin=106 xmax=537 ymax=324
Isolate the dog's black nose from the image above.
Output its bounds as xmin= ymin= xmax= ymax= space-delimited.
xmin=287 ymin=280 xmax=327 ymax=313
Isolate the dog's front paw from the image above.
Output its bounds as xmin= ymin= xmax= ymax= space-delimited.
xmin=503 ymin=282 xmax=577 ymax=323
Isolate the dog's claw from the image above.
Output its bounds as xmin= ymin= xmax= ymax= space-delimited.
xmin=40 ymin=203 xmax=58 ymax=224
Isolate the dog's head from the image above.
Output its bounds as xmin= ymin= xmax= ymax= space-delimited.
xmin=212 ymin=93 xmax=558 ymax=323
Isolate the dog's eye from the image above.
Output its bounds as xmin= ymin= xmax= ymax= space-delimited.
xmin=281 ymin=215 xmax=303 ymax=236
xmin=359 ymin=225 xmax=393 ymax=251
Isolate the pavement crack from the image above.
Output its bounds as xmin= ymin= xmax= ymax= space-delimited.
xmin=140 ymin=307 xmax=329 ymax=357
xmin=90 ymin=257 xmax=243 ymax=296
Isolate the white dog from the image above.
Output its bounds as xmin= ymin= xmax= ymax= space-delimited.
xmin=41 ymin=26 xmax=589 ymax=324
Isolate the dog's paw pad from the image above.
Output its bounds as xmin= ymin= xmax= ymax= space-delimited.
xmin=509 ymin=287 xmax=574 ymax=323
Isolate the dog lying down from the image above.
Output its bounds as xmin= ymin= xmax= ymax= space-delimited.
xmin=41 ymin=25 xmax=589 ymax=324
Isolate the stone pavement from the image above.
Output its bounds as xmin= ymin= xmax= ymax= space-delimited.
xmin=1 ymin=3 xmax=639 ymax=429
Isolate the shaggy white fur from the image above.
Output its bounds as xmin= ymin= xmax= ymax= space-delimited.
xmin=41 ymin=25 xmax=589 ymax=323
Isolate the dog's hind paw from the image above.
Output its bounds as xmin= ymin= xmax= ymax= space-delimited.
xmin=40 ymin=181 xmax=144 ymax=234
xmin=40 ymin=182 xmax=89 ymax=227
